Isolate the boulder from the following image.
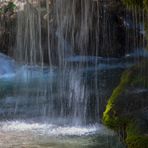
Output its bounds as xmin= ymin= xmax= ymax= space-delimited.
xmin=103 ymin=59 xmax=148 ymax=148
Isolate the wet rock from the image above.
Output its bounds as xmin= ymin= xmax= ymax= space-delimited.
xmin=103 ymin=59 xmax=148 ymax=148
xmin=0 ymin=0 xmax=143 ymax=60
xmin=0 ymin=1 xmax=17 ymax=54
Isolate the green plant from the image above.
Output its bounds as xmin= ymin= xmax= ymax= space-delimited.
xmin=0 ymin=1 xmax=16 ymax=14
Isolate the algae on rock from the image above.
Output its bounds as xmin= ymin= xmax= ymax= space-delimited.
xmin=103 ymin=59 xmax=148 ymax=148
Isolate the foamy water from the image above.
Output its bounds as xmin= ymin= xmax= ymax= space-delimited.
xmin=0 ymin=120 xmax=113 ymax=136
xmin=0 ymin=120 xmax=122 ymax=148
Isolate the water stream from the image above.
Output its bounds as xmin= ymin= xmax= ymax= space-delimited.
xmin=0 ymin=53 xmax=126 ymax=147
xmin=0 ymin=0 xmax=147 ymax=147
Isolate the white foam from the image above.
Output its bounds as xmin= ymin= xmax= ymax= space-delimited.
xmin=0 ymin=120 xmax=114 ymax=136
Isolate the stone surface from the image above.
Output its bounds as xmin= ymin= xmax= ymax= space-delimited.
xmin=103 ymin=59 xmax=148 ymax=148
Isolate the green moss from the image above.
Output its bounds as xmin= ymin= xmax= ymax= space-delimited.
xmin=130 ymin=60 xmax=148 ymax=88
xmin=126 ymin=136 xmax=148 ymax=148
xmin=0 ymin=2 xmax=16 ymax=14
xmin=103 ymin=60 xmax=148 ymax=147
xmin=103 ymin=70 xmax=133 ymax=129
xmin=131 ymin=75 xmax=148 ymax=88
xmin=144 ymin=0 xmax=148 ymax=10
xmin=122 ymin=0 xmax=143 ymax=8
xmin=126 ymin=122 xmax=148 ymax=148
xmin=122 ymin=0 xmax=148 ymax=11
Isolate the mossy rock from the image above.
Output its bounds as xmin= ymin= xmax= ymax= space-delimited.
xmin=103 ymin=69 xmax=133 ymax=129
xmin=103 ymin=59 xmax=148 ymax=147
xmin=126 ymin=120 xmax=148 ymax=148
xmin=122 ymin=0 xmax=143 ymax=8
xmin=122 ymin=0 xmax=148 ymax=10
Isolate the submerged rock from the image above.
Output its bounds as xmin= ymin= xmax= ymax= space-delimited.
xmin=103 ymin=59 xmax=148 ymax=148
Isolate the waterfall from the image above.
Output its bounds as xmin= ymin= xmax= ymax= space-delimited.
xmin=0 ymin=0 xmax=146 ymax=126
xmin=1 ymin=1 xmax=147 ymax=147
xmin=12 ymin=0 xmax=106 ymax=125
xmin=15 ymin=0 xmax=114 ymax=66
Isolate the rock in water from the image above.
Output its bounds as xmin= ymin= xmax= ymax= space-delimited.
xmin=103 ymin=59 xmax=148 ymax=148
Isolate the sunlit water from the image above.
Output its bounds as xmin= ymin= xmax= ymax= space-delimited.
xmin=0 ymin=119 xmax=124 ymax=148
xmin=0 ymin=51 xmax=144 ymax=148
xmin=0 ymin=0 xmax=147 ymax=147
xmin=1 ymin=51 xmax=145 ymax=148
xmin=0 ymin=55 xmax=127 ymax=148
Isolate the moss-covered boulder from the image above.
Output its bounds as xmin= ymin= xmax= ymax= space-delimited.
xmin=122 ymin=0 xmax=148 ymax=11
xmin=123 ymin=0 xmax=148 ymax=10
xmin=103 ymin=59 xmax=148 ymax=148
